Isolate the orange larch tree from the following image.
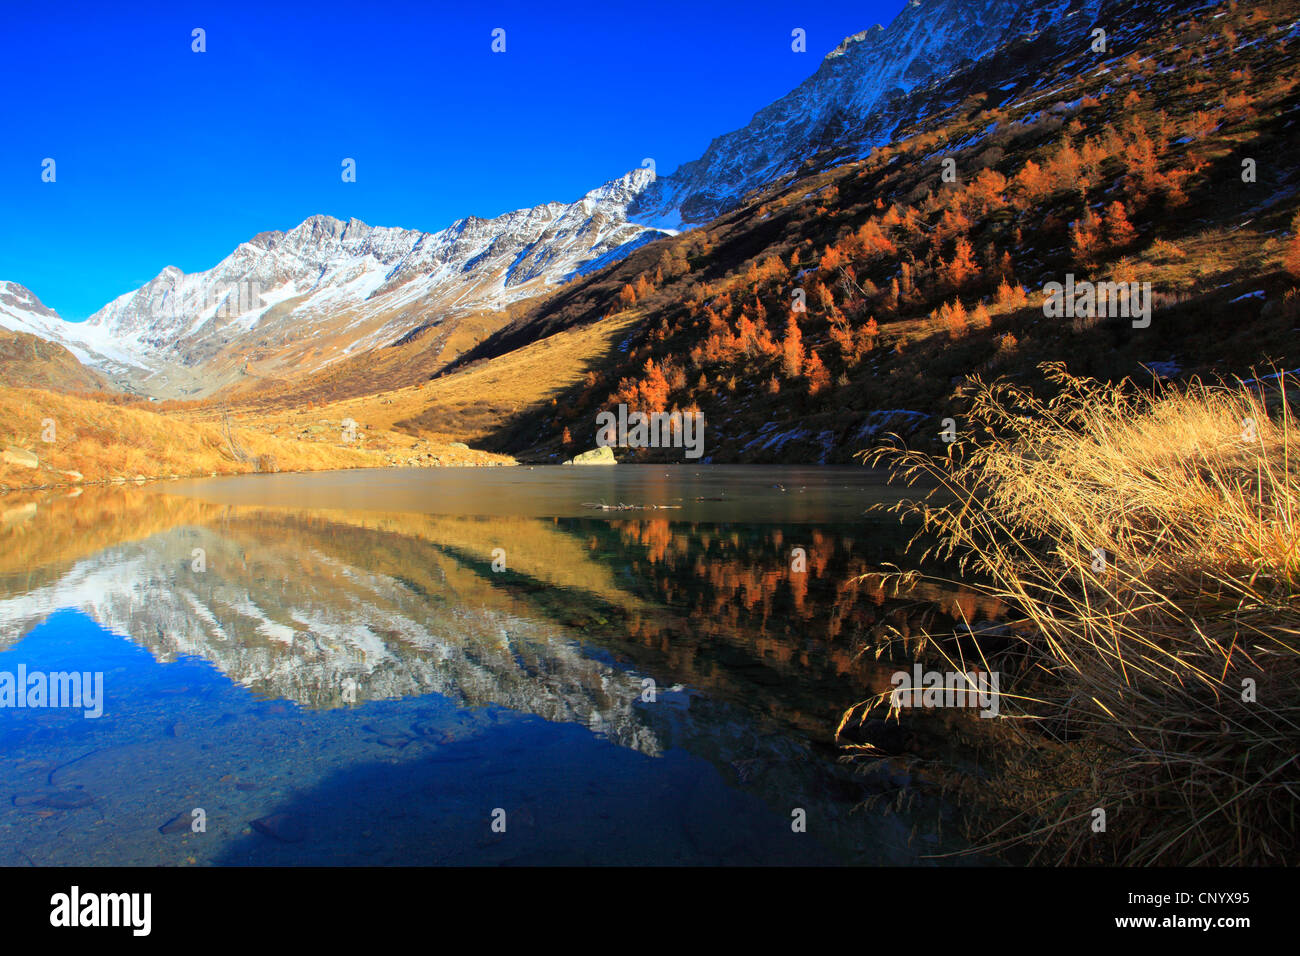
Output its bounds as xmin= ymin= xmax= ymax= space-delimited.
xmin=1284 ymin=211 xmax=1300 ymax=280
xmin=638 ymin=358 xmax=671 ymax=413
xmin=781 ymin=313 xmax=805 ymax=378
xmin=1070 ymin=208 xmax=1104 ymax=264
xmin=938 ymin=299 xmax=969 ymax=340
xmin=945 ymin=237 xmax=980 ymax=290
xmin=1014 ymin=159 xmax=1053 ymax=208
xmin=804 ymin=349 xmax=830 ymax=395
xmin=1103 ymin=200 xmax=1138 ymax=249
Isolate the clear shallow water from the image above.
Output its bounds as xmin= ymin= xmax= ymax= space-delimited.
xmin=0 ymin=466 xmax=995 ymax=865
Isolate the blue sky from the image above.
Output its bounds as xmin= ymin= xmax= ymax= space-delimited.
xmin=1 ymin=0 xmax=904 ymax=320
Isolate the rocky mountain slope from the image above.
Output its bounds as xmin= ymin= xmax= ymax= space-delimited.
xmin=0 ymin=283 xmax=110 ymax=392
xmin=631 ymin=0 xmax=1105 ymax=228
xmin=420 ymin=0 xmax=1300 ymax=463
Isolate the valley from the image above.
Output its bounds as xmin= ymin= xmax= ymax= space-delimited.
xmin=5 ymin=0 xmax=1297 ymax=486
xmin=1 ymin=0 xmax=1297 ymax=875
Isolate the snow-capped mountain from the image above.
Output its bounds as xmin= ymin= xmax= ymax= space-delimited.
xmin=0 ymin=281 xmax=63 ymax=337
xmin=4 ymin=169 xmax=666 ymax=397
xmin=632 ymin=0 xmax=1101 ymax=227
xmin=0 ymin=280 xmax=143 ymax=372
xmin=0 ymin=283 xmax=112 ymax=392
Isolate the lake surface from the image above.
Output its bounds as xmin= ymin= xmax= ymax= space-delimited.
xmin=0 ymin=466 xmax=996 ymax=865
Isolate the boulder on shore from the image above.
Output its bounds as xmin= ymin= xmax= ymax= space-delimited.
xmin=564 ymin=446 xmax=616 ymax=466
xmin=2 ymin=446 xmax=38 ymax=469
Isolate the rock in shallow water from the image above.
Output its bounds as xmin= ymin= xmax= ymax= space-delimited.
xmin=38 ymin=790 xmax=95 ymax=809
xmin=563 ymin=445 xmax=616 ymax=465
xmin=251 ymin=813 xmax=305 ymax=842
xmin=159 ymin=812 xmax=194 ymax=834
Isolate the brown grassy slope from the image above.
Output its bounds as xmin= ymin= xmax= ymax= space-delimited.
xmin=217 ymin=309 xmax=644 ymax=450
xmin=390 ymin=310 xmax=643 ymax=443
xmin=0 ymin=329 xmax=111 ymax=393
xmin=0 ymin=386 xmax=511 ymax=489
xmin=397 ymin=0 xmax=1300 ymax=463
xmin=213 ymin=297 xmax=543 ymax=414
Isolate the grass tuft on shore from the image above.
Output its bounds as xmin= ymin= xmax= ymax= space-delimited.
xmin=864 ymin=363 xmax=1299 ymax=865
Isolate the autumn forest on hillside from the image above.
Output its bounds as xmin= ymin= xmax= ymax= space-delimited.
xmin=463 ymin=1 xmax=1298 ymax=464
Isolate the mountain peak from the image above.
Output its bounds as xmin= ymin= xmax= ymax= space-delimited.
xmin=293 ymin=213 xmax=351 ymax=236
xmin=826 ymin=24 xmax=885 ymax=60
xmin=0 ymin=280 xmax=58 ymax=318
xmin=581 ymin=167 xmax=658 ymax=206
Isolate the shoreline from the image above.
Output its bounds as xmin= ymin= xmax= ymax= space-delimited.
xmin=0 ymin=457 xmax=520 ymax=494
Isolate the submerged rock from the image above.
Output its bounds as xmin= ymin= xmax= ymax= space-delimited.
xmin=412 ymin=722 xmax=454 ymax=743
xmin=251 ymin=813 xmax=305 ymax=842
xmin=159 ymin=812 xmax=194 ymax=834
xmin=38 ymin=790 xmax=94 ymax=809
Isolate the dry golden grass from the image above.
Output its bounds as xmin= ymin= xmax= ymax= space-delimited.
xmin=851 ymin=363 xmax=1299 ymax=865
xmin=192 ymin=310 xmax=642 ymax=456
xmin=0 ymin=386 xmax=391 ymax=487
xmin=386 ymin=310 xmax=643 ymax=440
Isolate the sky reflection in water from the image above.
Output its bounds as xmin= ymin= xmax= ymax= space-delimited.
xmin=0 ymin=466 xmax=995 ymax=865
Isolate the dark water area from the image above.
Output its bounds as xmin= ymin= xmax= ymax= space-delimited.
xmin=0 ymin=466 xmax=998 ymax=865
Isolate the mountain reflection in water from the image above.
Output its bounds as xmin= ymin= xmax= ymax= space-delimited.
xmin=0 ymin=467 xmax=1000 ymax=865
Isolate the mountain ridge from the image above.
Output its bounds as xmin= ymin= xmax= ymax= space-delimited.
xmin=4 ymin=0 xmax=1112 ymax=400
xmin=3 ymin=170 xmax=667 ymax=398
xmin=631 ymin=0 xmax=1105 ymax=228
